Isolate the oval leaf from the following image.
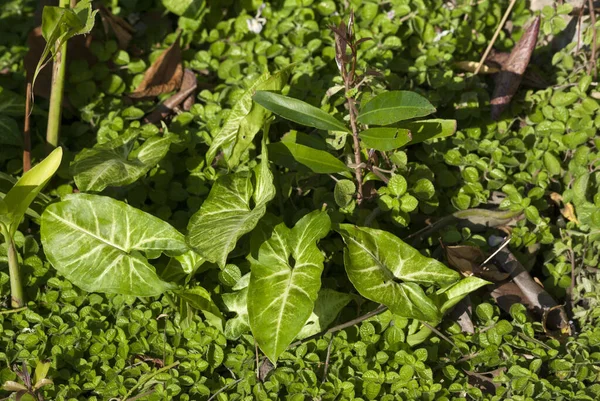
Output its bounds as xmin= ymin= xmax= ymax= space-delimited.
xmin=269 ymin=141 xmax=348 ymax=174
xmin=359 ymin=127 xmax=412 ymax=151
xmin=357 ymin=91 xmax=436 ymax=126
xmin=41 ymin=193 xmax=186 ymax=296
xmin=338 ymin=224 xmax=461 ymax=322
xmin=253 ymin=91 xmax=348 ymax=132
xmin=248 ymin=210 xmax=331 ymax=363
xmin=397 ymin=119 xmax=457 ymax=145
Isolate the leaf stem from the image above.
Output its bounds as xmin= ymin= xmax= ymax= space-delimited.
xmin=121 ymin=361 xmax=179 ymax=401
xmin=45 ymin=0 xmax=70 ymax=151
xmin=23 ymin=81 xmax=32 ymax=172
xmin=588 ymin=0 xmax=597 ymax=78
xmin=7 ymin=238 xmax=25 ymax=308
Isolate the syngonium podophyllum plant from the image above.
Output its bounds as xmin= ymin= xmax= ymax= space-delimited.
xmin=37 ymin=15 xmax=489 ymax=363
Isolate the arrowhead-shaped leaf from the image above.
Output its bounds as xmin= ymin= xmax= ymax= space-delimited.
xmin=0 ymin=147 xmax=62 ymax=238
xmin=338 ymin=224 xmax=461 ymax=322
xmin=71 ymin=131 xmax=171 ymax=192
xmin=437 ymin=276 xmax=490 ymax=314
xmin=253 ymin=91 xmax=348 ymax=132
xmin=359 ymin=127 xmax=412 ymax=151
xmin=357 ymin=91 xmax=436 ymax=126
xmin=206 ymin=66 xmax=291 ymax=167
xmin=187 ymin=141 xmax=275 ymax=267
xmin=248 ymin=210 xmax=331 ymax=363
xmin=41 ymin=193 xmax=186 ymax=296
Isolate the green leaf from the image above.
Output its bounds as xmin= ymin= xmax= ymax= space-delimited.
xmin=175 ymin=286 xmax=224 ymax=331
xmin=187 ymin=140 xmax=275 ymax=267
xmin=334 ymin=180 xmax=356 ymax=207
xmin=0 ymin=147 xmax=62 ymax=238
xmin=34 ymin=360 xmax=51 ymax=385
xmin=296 ymin=288 xmax=352 ymax=339
xmin=0 ymin=88 xmax=27 ymax=116
xmin=397 ymin=119 xmax=457 ymax=145
xmin=253 ymin=91 xmax=348 ymax=132
xmin=162 ymin=0 xmax=207 ymax=18
xmin=338 ymin=225 xmax=461 ymax=322
xmin=357 ymin=91 xmax=436 ymax=126
xmin=35 ymin=0 xmax=97 ymax=90
xmin=437 ymin=277 xmax=490 ymax=314
xmin=222 ymin=286 xmax=250 ymax=340
xmin=70 ymin=131 xmax=171 ymax=192
xmin=248 ymin=210 xmax=331 ymax=363
xmin=359 ymin=128 xmax=412 ymax=151
xmin=206 ymin=67 xmax=291 ymax=168
xmin=41 ymin=194 xmax=186 ymax=296
xmin=269 ymin=132 xmax=348 ymax=174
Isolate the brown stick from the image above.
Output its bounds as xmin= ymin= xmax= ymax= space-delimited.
xmin=23 ymin=81 xmax=32 ymax=172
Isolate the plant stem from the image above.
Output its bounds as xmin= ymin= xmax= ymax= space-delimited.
xmin=0 ymin=306 xmax=27 ymax=315
xmin=121 ymin=361 xmax=179 ymax=401
xmin=289 ymin=304 xmax=388 ymax=348
xmin=45 ymin=0 xmax=70 ymax=152
xmin=588 ymin=0 xmax=597 ymax=78
xmin=23 ymin=81 xmax=32 ymax=172
xmin=7 ymin=239 xmax=25 ymax=308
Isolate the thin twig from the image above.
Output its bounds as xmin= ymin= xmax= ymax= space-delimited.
xmin=254 ymin=340 xmax=260 ymax=380
xmin=23 ymin=81 xmax=32 ymax=172
xmin=207 ymin=378 xmax=243 ymax=401
xmin=321 ymin=336 xmax=334 ymax=383
xmin=474 ymin=0 xmax=518 ymax=75
xmin=121 ymin=361 xmax=179 ymax=401
xmin=588 ymin=0 xmax=597 ymax=78
xmin=420 ymin=321 xmax=464 ymax=356
xmin=289 ymin=304 xmax=388 ymax=348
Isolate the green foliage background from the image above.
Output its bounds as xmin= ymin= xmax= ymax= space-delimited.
xmin=1 ymin=0 xmax=600 ymax=400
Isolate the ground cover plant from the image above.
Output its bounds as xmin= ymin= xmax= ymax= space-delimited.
xmin=1 ymin=0 xmax=600 ymax=400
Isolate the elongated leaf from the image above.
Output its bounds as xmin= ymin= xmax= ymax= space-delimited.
xmin=0 ymin=147 xmax=62 ymax=238
xmin=357 ymin=91 xmax=436 ymax=126
xmin=296 ymin=289 xmax=353 ymax=340
xmin=176 ymin=286 xmax=224 ymax=331
xmin=338 ymin=224 xmax=461 ymax=322
xmin=397 ymin=119 xmax=457 ymax=145
xmin=41 ymin=194 xmax=186 ymax=296
xmin=248 ymin=210 xmax=331 ymax=363
xmin=223 ymin=286 xmax=250 ymax=340
xmin=269 ymin=132 xmax=348 ymax=174
xmin=71 ymin=131 xmax=171 ymax=192
xmin=187 ymin=141 xmax=275 ymax=267
xmin=0 ymin=88 xmax=27 ymax=117
xmin=206 ymin=67 xmax=290 ymax=167
xmin=359 ymin=127 xmax=412 ymax=151
xmin=253 ymin=91 xmax=348 ymax=132
xmin=0 ymin=116 xmax=22 ymax=146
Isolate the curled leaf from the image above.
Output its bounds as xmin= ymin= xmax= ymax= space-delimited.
xmin=98 ymin=5 xmax=135 ymax=50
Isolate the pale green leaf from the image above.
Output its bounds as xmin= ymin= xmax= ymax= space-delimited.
xmin=71 ymin=131 xmax=171 ymax=192
xmin=248 ymin=210 xmax=331 ymax=363
xmin=438 ymin=276 xmax=491 ymax=314
xmin=187 ymin=141 xmax=275 ymax=267
xmin=296 ymin=288 xmax=352 ymax=340
xmin=41 ymin=194 xmax=186 ymax=296
xmin=253 ymin=91 xmax=348 ymax=132
xmin=223 ymin=286 xmax=250 ymax=340
xmin=162 ymin=0 xmax=207 ymax=18
xmin=359 ymin=128 xmax=412 ymax=151
xmin=1 ymin=147 xmax=62 ymax=238
xmin=176 ymin=286 xmax=224 ymax=331
xmin=206 ymin=67 xmax=290 ymax=167
xmin=338 ymin=224 xmax=461 ymax=322
xmin=357 ymin=91 xmax=436 ymax=126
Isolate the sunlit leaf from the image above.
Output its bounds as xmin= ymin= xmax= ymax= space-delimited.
xmin=397 ymin=119 xmax=457 ymax=145
xmin=357 ymin=91 xmax=436 ymax=126
xmin=253 ymin=90 xmax=348 ymax=132
xmin=248 ymin=210 xmax=331 ymax=363
xmin=296 ymin=288 xmax=352 ymax=339
xmin=359 ymin=127 xmax=412 ymax=151
xmin=41 ymin=194 xmax=186 ymax=296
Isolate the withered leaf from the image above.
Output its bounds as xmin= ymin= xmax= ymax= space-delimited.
xmin=561 ymin=203 xmax=579 ymax=224
xmin=144 ymin=68 xmax=197 ymax=124
xmin=445 ymin=245 xmax=510 ymax=282
xmin=129 ymin=33 xmax=183 ymax=99
xmin=490 ymin=15 xmax=541 ymax=120
xmin=98 ymin=5 xmax=135 ymax=50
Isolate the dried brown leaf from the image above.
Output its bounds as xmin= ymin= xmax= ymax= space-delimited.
xmin=491 ymin=15 xmax=541 ymax=120
xmin=129 ymin=33 xmax=183 ymax=99
xmin=561 ymin=203 xmax=580 ymax=224
xmin=98 ymin=5 xmax=135 ymax=50
xmin=144 ymin=68 xmax=197 ymax=124
xmin=445 ymin=245 xmax=510 ymax=282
